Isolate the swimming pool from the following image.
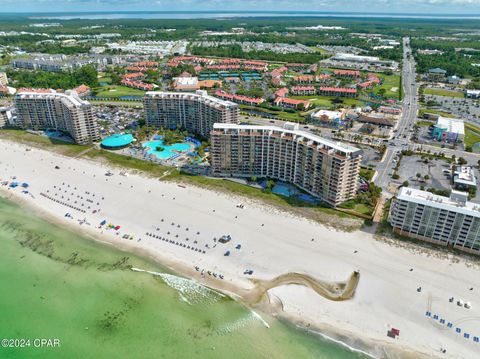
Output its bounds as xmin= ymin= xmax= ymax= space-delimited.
xmin=143 ymin=140 xmax=191 ymax=160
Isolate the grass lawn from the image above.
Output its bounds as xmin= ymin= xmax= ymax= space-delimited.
xmin=424 ymin=88 xmax=464 ymax=98
xmin=416 ymin=120 xmax=435 ymax=127
xmin=418 ymin=108 xmax=456 ymax=118
xmin=98 ymin=76 xmax=112 ymax=84
xmin=372 ymin=74 xmax=401 ymax=100
xmin=338 ymin=199 xmax=374 ymax=217
xmin=289 ymin=95 xmax=363 ymax=108
xmin=0 ymin=129 xmax=90 ymax=156
xmin=464 ymin=123 xmax=480 ymax=147
xmin=84 ymin=149 xmax=173 ymax=177
xmin=359 ymin=167 xmax=375 ymax=181
xmin=94 ymin=85 xmax=145 ymax=98
xmin=90 ymin=100 xmax=144 ymax=107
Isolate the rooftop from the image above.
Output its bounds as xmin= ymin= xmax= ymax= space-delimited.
xmin=436 ymin=116 xmax=465 ymax=135
xmin=213 ymin=123 xmax=361 ymax=155
xmin=396 ymin=187 xmax=480 ymax=218
xmin=145 ymin=90 xmax=237 ymax=108
xmin=454 ymin=166 xmax=477 ymax=187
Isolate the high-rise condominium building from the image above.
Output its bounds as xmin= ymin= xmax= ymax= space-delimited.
xmin=143 ymin=90 xmax=239 ymax=137
xmin=14 ymin=90 xmax=99 ymax=145
xmin=389 ymin=187 xmax=480 ymax=255
xmin=210 ymin=123 xmax=362 ymax=206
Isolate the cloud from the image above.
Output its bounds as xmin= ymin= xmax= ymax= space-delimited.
xmin=3 ymin=0 xmax=480 ymax=13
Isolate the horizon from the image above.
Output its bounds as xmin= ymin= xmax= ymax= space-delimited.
xmin=1 ymin=1 xmax=480 ymax=15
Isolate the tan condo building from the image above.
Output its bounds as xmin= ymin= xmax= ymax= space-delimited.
xmin=144 ymin=90 xmax=239 ymax=137
xmin=14 ymin=90 xmax=99 ymax=145
xmin=210 ymin=123 xmax=362 ymax=206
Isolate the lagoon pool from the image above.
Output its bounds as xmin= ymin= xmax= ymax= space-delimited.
xmin=143 ymin=140 xmax=191 ymax=160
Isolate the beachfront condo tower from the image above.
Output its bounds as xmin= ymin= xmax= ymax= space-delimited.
xmin=389 ymin=187 xmax=480 ymax=255
xmin=210 ymin=123 xmax=363 ymax=207
xmin=14 ymin=90 xmax=99 ymax=145
xmin=143 ymin=90 xmax=239 ymax=137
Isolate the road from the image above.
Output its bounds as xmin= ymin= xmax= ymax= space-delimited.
xmin=374 ymin=37 xmax=419 ymax=194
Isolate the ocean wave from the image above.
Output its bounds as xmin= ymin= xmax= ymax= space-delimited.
xmin=131 ymin=267 xmax=225 ymax=305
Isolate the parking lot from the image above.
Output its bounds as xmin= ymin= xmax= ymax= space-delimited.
xmin=396 ymin=155 xmax=452 ymax=191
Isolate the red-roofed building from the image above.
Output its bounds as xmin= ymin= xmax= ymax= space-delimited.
xmin=367 ymin=73 xmax=381 ymax=83
xmin=121 ymin=79 xmax=154 ymax=91
xmin=73 ymin=84 xmax=91 ymax=97
xmin=334 ymin=70 xmax=360 ymax=78
xmin=293 ymin=75 xmax=314 ymax=84
xmin=274 ymin=87 xmax=289 ymax=98
xmin=274 ymin=97 xmax=310 ymax=110
xmin=291 ymin=86 xmax=316 ymax=96
xmin=132 ymin=61 xmax=159 ymax=68
xmin=378 ymin=106 xmax=401 ymax=115
xmin=357 ymin=81 xmax=376 ymax=89
xmin=214 ymin=90 xmax=264 ymax=106
xmin=315 ymin=74 xmax=331 ymax=83
xmin=122 ymin=72 xmax=145 ymax=81
xmin=318 ymin=87 xmax=357 ymax=98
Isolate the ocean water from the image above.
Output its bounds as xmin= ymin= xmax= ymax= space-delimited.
xmin=27 ymin=11 xmax=480 ymax=20
xmin=0 ymin=197 xmax=369 ymax=359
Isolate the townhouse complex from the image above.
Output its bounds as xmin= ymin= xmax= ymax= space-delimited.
xmin=389 ymin=187 xmax=480 ymax=255
xmin=14 ymin=90 xmax=99 ymax=145
xmin=144 ymin=90 xmax=239 ymax=137
xmin=210 ymin=123 xmax=362 ymax=206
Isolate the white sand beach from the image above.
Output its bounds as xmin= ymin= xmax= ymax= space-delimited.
xmin=1 ymin=139 xmax=479 ymax=359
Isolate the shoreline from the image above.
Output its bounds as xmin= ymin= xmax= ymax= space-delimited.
xmin=0 ymin=189 xmax=406 ymax=359
xmin=1 ymin=139 xmax=479 ymax=359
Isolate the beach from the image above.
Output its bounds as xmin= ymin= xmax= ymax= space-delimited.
xmin=1 ymin=139 xmax=479 ymax=359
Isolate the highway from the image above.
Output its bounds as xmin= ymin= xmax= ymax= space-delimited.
xmin=374 ymin=37 xmax=419 ymax=194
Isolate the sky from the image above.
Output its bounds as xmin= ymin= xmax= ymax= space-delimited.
xmin=1 ymin=0 xmax=480 ymax=14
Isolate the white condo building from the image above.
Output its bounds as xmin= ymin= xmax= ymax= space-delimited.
xmin=210 ymin=123 xmax=362 ymax=206
xmin=14 ymin=90 xmax=99 ymax=145
xmin=389 ymin=187 xmax=480 ymax=254
xmin=143 ymin=90 xmax=239 ymax=137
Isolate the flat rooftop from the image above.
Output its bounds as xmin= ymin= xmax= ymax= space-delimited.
xmin=144 ymin=90 xmax=237 ymax=108
xmin=213 ymin=123 xmax=361 ymax=155
xmin=436 ymin=116 xmax=465 ymax=135
xmin=396 ymin=187 xmax=480 ymax=218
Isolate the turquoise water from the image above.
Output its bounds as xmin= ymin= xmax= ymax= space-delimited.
xmin=0 ymin=196 xmax=370 ymax=359
xmin=101 ymin=134 xmax=134 ymax=149
xmin=143 ymin=140 xmax=191 ymax=159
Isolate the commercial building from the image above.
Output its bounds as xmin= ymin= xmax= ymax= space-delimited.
xmin=389 ymin=187 xmax=480 ymax=254
xmin=453 ymin=166 xmax=477 ymax=191
xmin=311 ymin=109 xmax=346 ymax=127
xmin=466 ymin=89 xmax=480 ymax=99
xmin=14 ymin=90 xmax=99 ymax=145
xmin=144 ymin=90 xmax=239 ymax=137
xmin=172 ymin=76 xmax=200 ymax=92
xmin=427 ymin=68 xmax=447 ymax=82
xmin=432 ymin=117 xmax=465 ymax=143
xmin=210 ymin=122 xmax=362 ymax=206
